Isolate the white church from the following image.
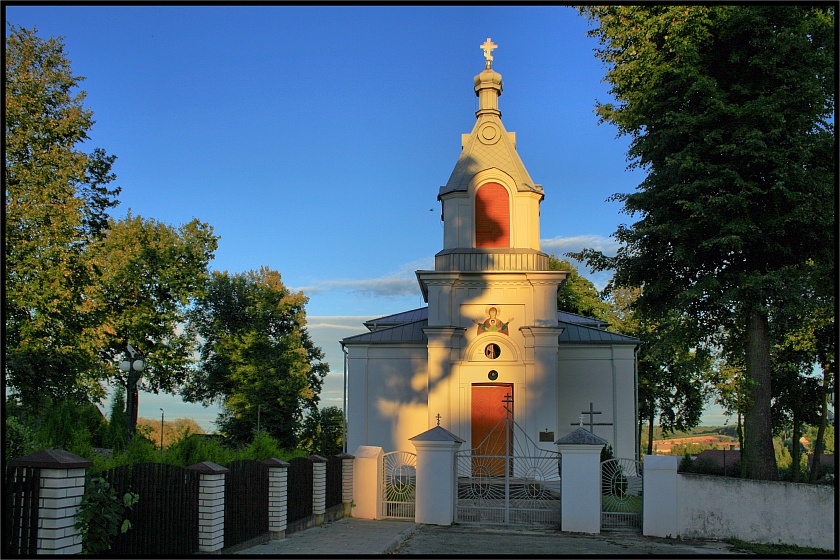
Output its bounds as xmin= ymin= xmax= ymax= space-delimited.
xmin=342 ymin=39 xmax=639 ymax=461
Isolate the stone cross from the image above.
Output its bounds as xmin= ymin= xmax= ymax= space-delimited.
xmin=571 ymin=402 xmax=613 ymax=433
xmin=480 ymin=38 xmax=498 ymax=67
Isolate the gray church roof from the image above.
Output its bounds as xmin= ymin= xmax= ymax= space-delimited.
xmin=341 ymin=318 xmax=428 ymax=345
xmin=341 ymin=307 xmax=639 ymax=346
xmin=363 ymin=307 xmax=428 ymax=331
xmin=557 ymin=321 xmax=639 ymax=345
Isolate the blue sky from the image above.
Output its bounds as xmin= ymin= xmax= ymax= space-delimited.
xmin=7 ymin=4 xmax=730 ymax=429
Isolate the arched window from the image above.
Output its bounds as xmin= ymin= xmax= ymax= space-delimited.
xmin=475 ymin=182 xmax=510 ymax=248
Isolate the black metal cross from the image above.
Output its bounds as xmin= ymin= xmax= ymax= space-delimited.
xmin=502 ymin=393 xmax=514 ymax=418
xmin=571 ymin=402 xmax=613 ymax=432
xmin=435 ymin=413 xmax=441 ymax=427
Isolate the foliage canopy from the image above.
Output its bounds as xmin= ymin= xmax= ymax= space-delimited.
xmin=577 ymin=4 xmax=835 ymax=480
xmin=184 ymin=267 xmax=328 ymax=448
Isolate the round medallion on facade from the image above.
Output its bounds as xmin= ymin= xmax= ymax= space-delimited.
xmin=488 ymin=370 xmax=499 ymax=381
xmin=478 ymin=122 xmax=500 ymax=145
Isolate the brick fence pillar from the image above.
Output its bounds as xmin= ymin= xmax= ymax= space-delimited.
xmin=187 ymin=461 xmax=229 ymax=553
xmin=334 ymin=452 xmax=355 ymax=517
xmin=9 ymin=449 xmax=92 ymax=555
xmin=308 ymin=455 xmax=327 ymax=525
xmin=262 ymin=458 xmax=289 ymax=539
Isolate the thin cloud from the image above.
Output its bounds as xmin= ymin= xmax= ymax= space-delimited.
xmin=294 ymin=258 xmax=433 ymax=299
xmin=541 ymin=234 xmax=620 ymax=257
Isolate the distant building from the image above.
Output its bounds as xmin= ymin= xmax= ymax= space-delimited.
xmin=693 ymin=449 xmax=741 ymax=475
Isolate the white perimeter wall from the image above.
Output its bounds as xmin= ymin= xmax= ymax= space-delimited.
xmin=676 ymin=473 xmax=835 ymax=550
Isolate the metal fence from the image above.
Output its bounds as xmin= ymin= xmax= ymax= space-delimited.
xmin=325 ymin=455 xmax=343 ymax=509
xmin=223 ymin=459 xmax=269 ymax=548
xmin=3 ymin=465 xmax=40 ymax=556
xmin=601 ymin=458 xmax=643 ymax=531
xmin=103 ymin=462 xmax=200 ymax=555
xmin=287 ymin=457 xmax=314 ymax=523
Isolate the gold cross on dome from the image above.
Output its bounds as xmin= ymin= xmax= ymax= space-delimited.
xmin=480 ymin=38 xmax=498 ymax=67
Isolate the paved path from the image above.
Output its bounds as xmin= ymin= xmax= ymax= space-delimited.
xmin=234 ymin=518 xmax=417 ymax=555
xmin=236 ymin=517 xmax=750 ymax=555
xmin=395 ymin=524 xmax=748 ymax=555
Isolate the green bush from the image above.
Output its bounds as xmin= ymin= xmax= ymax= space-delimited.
xmin=4 ymin=416 xmax=38 ymax=460
xmin=75 ymin=476 xmax=139 ymax=554
xmin=678 ymin=452 xmax=694 ymax=472
xmin=162 ymin=432 xmax=235 ymax=467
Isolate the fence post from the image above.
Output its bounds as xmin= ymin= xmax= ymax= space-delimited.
xmin=334 ymin=452 xmax=355 ymax=517
xmin=308 ymin=455 xmax=328 ymax=525
xmin=187 ymin=461 xmax=229 ymax=554
xmin=642 ymin=455 xmax=679 ymax=538
xmin=351 ymin=446 xmax=383 ymax=519
xmin=410 ymin=425 xmax=465 ymax=525
xmin=8 ymin=449 xmax=92 ymax=555
xmin=262 ymin=458 xmax=289 ymax=539
xmin=556 ymin=428 xmax=607 ymax=534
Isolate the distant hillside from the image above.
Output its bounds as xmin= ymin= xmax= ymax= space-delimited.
xmin=642 ymin=425 xmax=739 ymax=442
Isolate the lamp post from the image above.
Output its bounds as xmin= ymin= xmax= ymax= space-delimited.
xmin=160 ymin=408 xmax=165 ymax=452
xmin=119 ymin=344 xmax=144 ymax=445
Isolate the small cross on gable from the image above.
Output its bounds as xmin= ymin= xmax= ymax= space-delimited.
xmin=435 ymin=413 xmax=442 ymax=427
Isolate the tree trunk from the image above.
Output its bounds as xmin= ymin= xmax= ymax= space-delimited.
xmin=808 ymin=364 xmax=832 ymax=483
xmin=742 ymin=307 xmax=778 ymax=480
xmin=647 ymin=409 xmax=655 ymax=455
xmin=124 ymin=370 xmax=139 ymax=445
xmin=737 ymin=411 xmax=746 ymax=477
xmin=790 ymin=414 xmax=801 ymax=483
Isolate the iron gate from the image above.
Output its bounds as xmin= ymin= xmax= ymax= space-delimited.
xmin=601 ymin=458 xmax=643 ymax=531
xmin=455 ymin=397 xmax=561 ymax=525
xmin=382 ymin=451 xmax=416 ymax=519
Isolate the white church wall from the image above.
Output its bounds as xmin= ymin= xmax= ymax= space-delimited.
xmin=346 ymin=345 xmax=429 ymax=453
xmin=557 ymin=344 xmax=636 ymax=460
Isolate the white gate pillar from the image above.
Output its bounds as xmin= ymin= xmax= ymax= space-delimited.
xmin=410 ymin=425 xmax=465 ymax=525
xmin=556 ymin=428 xmax=607 ymax=534
xmin=351 ymin=446 xmax=383 ymax=519
xmin=642 ymin=455 xmax=678 ymax=538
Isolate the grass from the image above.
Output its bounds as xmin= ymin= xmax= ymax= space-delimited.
xmin=727 ymin=538 xmax=834 ymax=556
xmin=601 ymin=494 xmax=643 ymax=513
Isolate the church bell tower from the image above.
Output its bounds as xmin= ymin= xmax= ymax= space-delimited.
xmin=416 ymin=39 xmax=568 ymax=444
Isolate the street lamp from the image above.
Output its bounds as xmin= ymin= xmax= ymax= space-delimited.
xmin=160 ymin=408 xmax=165 ymax=452
xmin=119 ymin=344 xmax=145 ymax=444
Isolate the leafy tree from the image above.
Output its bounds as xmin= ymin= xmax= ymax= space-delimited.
xmin=710 ymin=356 xmax=749 ymax=472
xmin=577 ymin=5 xmax=835 ymax=480
xmin=299 ymin=406 xmax=344 ymax=456
xmin=549 ymin=256 xmax=611 ymax=320
xmin=772 ymin=363 xmax=820 ymax=483
xmin=88 ymin=212 xmax=218 ymax=442
xmin=107 ymin=384 xmax=128 ymax=451
xmin=5 ymin=25 xmax=121 ymax=407
xmin=606 ymin=287 xmax=711 ymax=455
xmin=183 ymin=267 xmax=329 ymax=448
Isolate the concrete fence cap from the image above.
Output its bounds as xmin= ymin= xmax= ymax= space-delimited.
xmin=186 ymin=461 xmax=230 ymax=474
xmin=7 ymin=448 xmax=92 ymax=469
xmin=555 ymin=427 xmax=609 ymax=446
xmin=307 ymin=454 xmax=328 ymax=463
xmin=261 ymin=458 xmax=290 ymax=467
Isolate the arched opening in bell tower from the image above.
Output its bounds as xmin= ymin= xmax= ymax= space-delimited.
xmin=474 ymin=182 xmax=510 ymax=248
